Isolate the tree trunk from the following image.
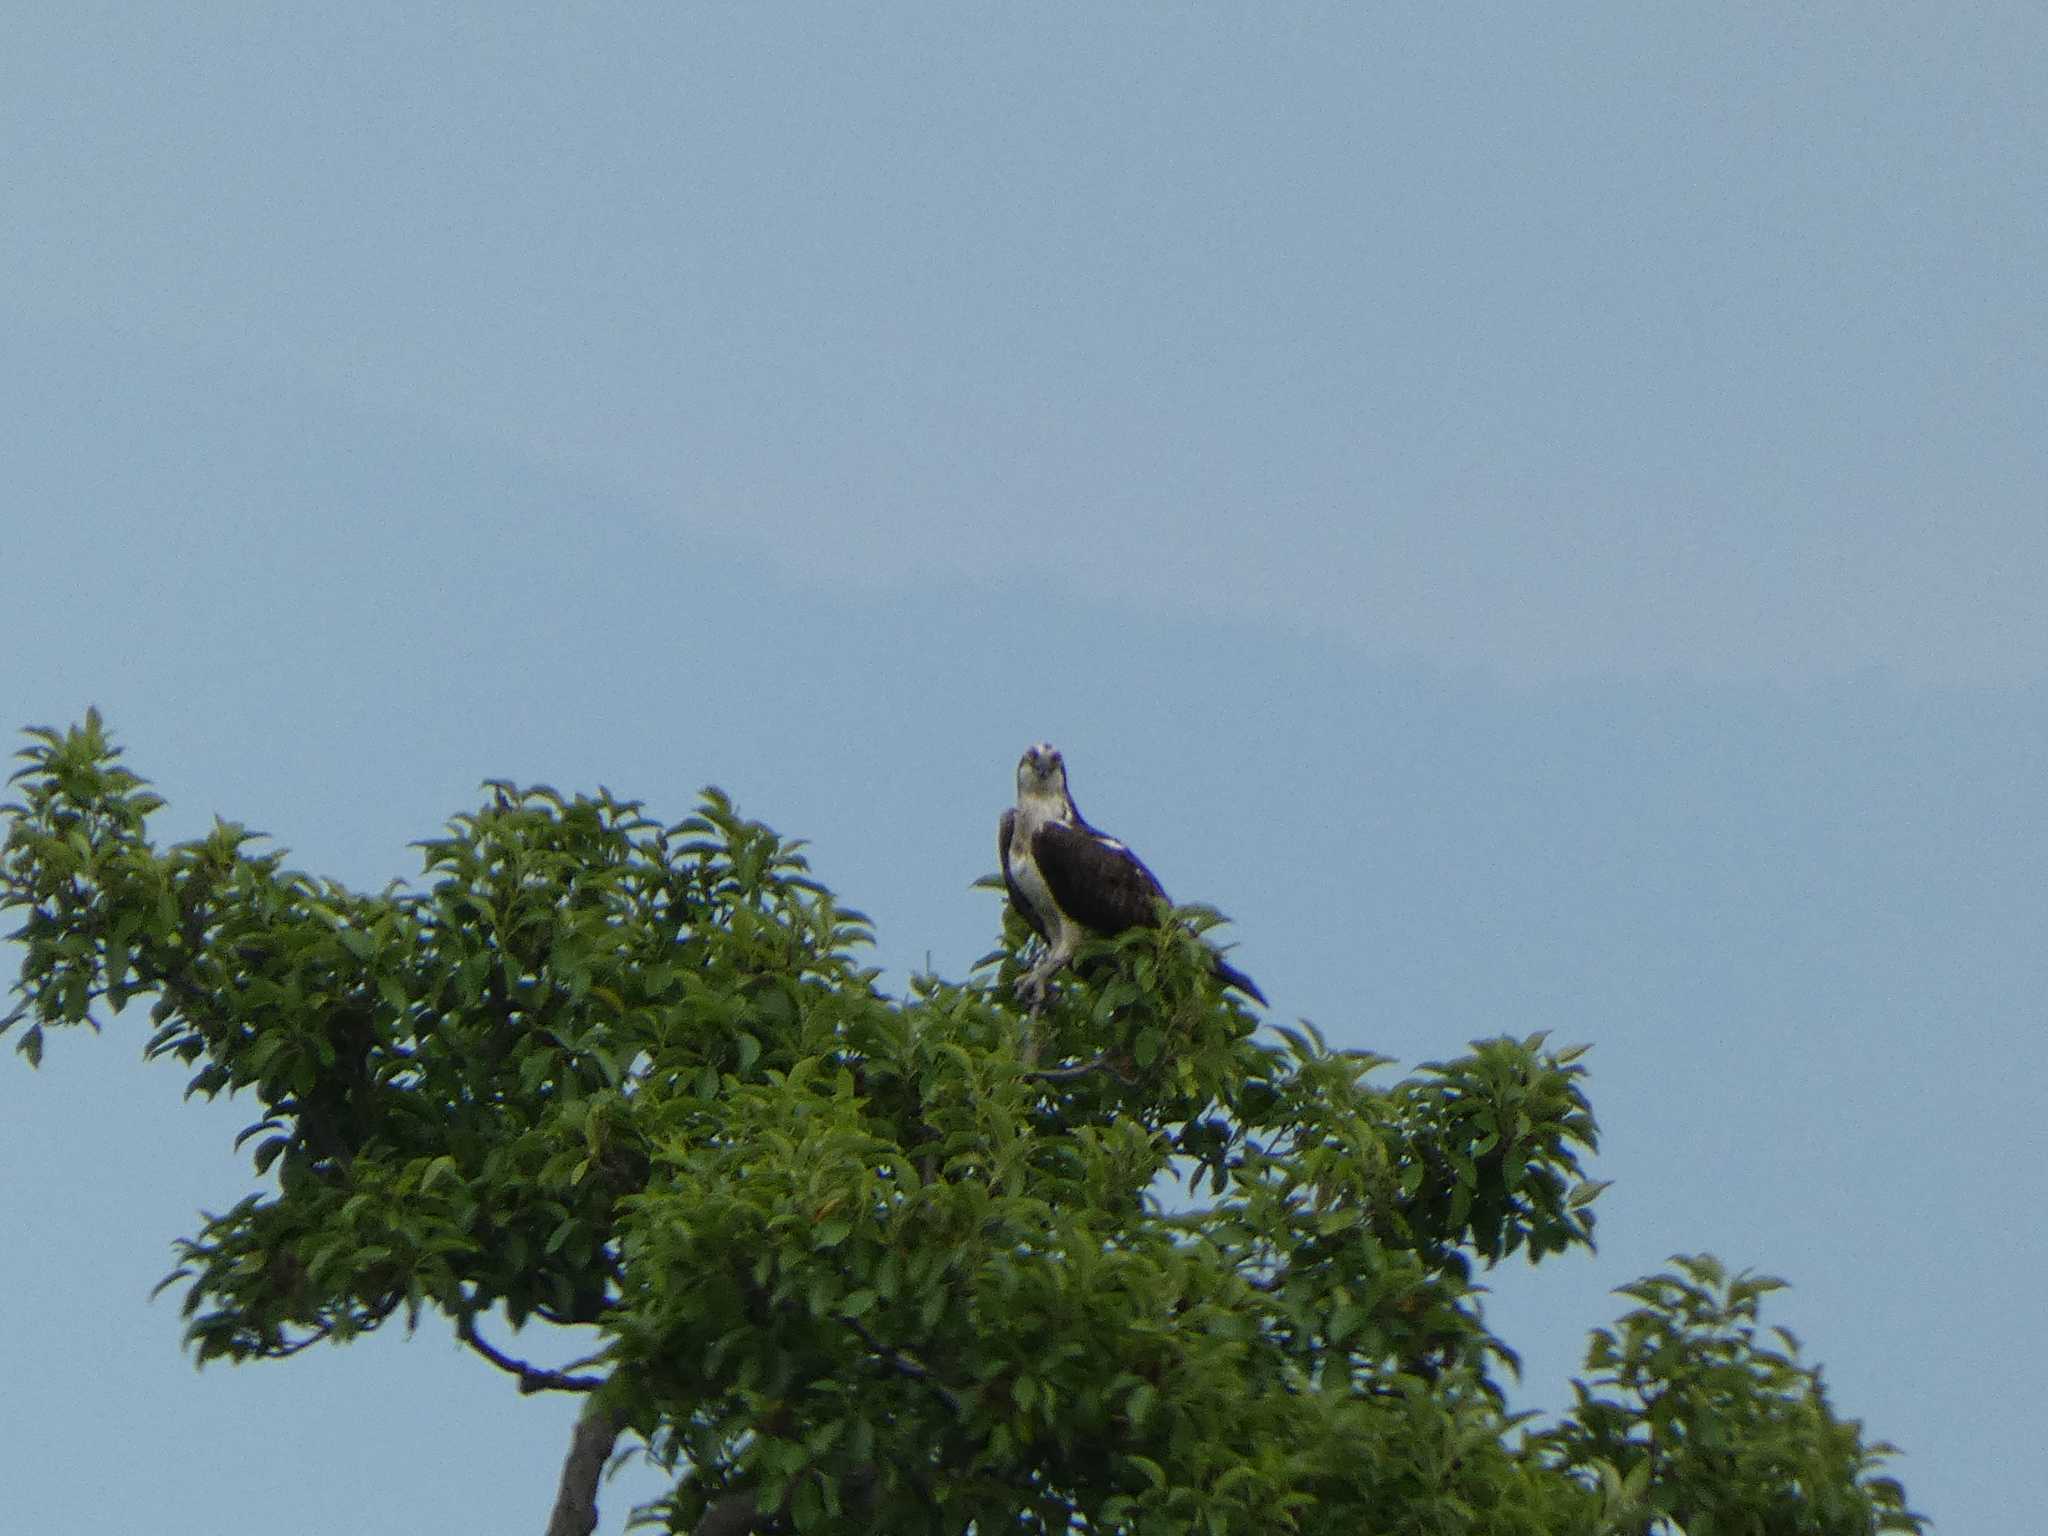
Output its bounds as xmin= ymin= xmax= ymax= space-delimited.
xmin=544 ymin=1395 xmax=623 ymax=1536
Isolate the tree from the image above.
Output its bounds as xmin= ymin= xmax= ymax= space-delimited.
xmin=2 ymin=713 xmax=1921 ymax=1536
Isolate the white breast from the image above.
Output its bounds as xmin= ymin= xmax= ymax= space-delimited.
xmin=1008 ymin=801 xmax=1078 ymax=944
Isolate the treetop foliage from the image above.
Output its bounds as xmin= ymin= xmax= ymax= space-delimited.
xmin=2 ymin=712 xmax=1922 ymax=1535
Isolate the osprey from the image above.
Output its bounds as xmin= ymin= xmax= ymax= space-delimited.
xmin=999 ymin=741 xmax=1266 ymax=1008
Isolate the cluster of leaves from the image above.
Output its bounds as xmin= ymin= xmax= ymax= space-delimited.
xmin=1536 ymin=1255 xmax=1922 ymax=1535
xmin=2 ymin=714 xmax=1923 ymax=1535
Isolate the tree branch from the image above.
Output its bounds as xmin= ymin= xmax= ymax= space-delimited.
xmin=545 ymin=1393 xmax=624 ymax=1536
xmin=691 ymin=1490 xmax=771 ymax=1536
xmin=457 ymin=1312 xmax=604 ymax=1394
xmin=1020 ymin=1050 xmax=1132 ymax=1085
xmin=845 ymin=1315 xmax=963 ymax=1414
xmin=687 ymin=1464 xmax=885 ymax=1536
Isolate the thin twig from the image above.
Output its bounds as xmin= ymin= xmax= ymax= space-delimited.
xmin=264 ymin=1325 xmax=337 ymax=1359
xmin=1020 ymin=1050 xmax=1132 ymax=1085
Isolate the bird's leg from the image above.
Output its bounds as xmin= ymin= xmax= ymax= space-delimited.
xmin=1013 ymin=955 xmax=1053 ymax=1007
xmin=1014 ymin=934 xmax=1076 ymax=1007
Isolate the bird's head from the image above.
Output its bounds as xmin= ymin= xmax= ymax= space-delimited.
xmin=1015 ymin=741 xmax=1075 ymax=817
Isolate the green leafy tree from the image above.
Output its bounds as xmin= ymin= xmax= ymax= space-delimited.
xmin=2 ymin=714 xmax=1922 ymax=1536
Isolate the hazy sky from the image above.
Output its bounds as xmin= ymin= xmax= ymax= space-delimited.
xmin=4 ymin=8 xmax=2042 ymax=1532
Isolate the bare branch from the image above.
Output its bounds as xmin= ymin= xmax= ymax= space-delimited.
xmin=545 ymin=1394 xmax=624 ymax=1536
xmin=457 ymin=1312 xmax=604 ymax=1394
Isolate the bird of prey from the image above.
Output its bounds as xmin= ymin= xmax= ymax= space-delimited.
xmin=998 ymin=741 xmax=1265 ymax=1009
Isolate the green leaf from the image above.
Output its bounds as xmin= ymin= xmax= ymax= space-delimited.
xmin=1127 ymin=1381 xmax=1158 ymax=1431
xmin=840 ymin=1287 xmax=877 ymax=1319
xmin=788 ymin=1477 xmax=821 ymax=1529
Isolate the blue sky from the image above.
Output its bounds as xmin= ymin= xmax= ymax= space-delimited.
xmin=3 ymin=7 xmax=2042 ymax=1531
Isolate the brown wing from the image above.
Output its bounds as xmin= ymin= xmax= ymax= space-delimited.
xmin=1031 ymin=821 xmax=1167 ymax=936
